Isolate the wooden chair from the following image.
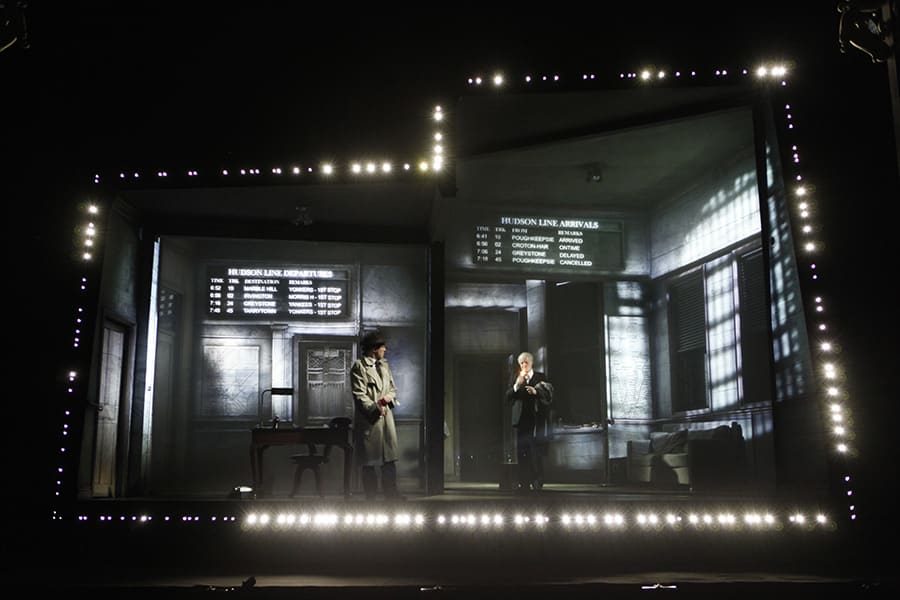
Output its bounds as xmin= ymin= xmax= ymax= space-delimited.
xmin=288 ymin=442 xmax=327 ymax=498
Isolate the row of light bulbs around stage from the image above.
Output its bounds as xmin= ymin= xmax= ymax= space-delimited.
xmin=87 ymin=65 xmax=789 ymax=186
xmin=783 ymin=98 xmax=858 ymax=524
xmin=62 ymin=510 xmax=831 ymax=531
xmin=466 ymin=64 xmax=789 ymax=87
xmin=90 ymin=107 xmax=447 ymax=186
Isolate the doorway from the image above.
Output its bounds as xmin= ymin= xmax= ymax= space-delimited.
xmin=455 ymin=354 xmax=508 ymax=483
xmin=92 ymin=321 xmax=129 ymax=497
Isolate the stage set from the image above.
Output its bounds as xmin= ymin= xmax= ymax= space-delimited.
xmin=45 ymin=63 xmax=874 ymax=590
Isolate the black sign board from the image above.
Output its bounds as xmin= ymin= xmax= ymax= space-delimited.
xmin=206 ymin=267 xmax=350 ymax=319
xmin=472 ymin=216 xmax=623 ymax=271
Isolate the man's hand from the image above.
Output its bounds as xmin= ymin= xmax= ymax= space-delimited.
xmin=515 ymin=370 xmax=527 ymax=387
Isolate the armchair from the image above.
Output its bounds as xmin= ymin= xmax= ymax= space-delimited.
xmin=626 ymin=422 xmax=746 ymax=490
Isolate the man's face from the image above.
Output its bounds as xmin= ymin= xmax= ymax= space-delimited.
xmin=518 ymin=356 xmax=532 ymax=372
xmin=373 ymin=345 xmax=387 ymax=360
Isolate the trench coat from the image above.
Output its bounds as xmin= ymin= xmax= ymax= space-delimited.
xmin=350 ymin=355 xmax=399 ymax=466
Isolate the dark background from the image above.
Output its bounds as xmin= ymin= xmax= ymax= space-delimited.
xmin=3 ymin=0 xmax=898 ymax=577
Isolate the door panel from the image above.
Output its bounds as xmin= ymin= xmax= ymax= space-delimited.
xmin=92 ymin=325 xmax=125 ymax=497
xmin=456 ymin=355 xmax=507 ymax=482
xmin=297 ymin=339 xmax=355 ymax=424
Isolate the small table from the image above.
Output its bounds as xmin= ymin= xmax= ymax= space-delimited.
xmin=250 ymin=425 xmax=353 ymax=498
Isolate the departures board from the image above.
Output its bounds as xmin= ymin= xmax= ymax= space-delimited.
xmin=206 ymin=266 xmax=350 ymax=319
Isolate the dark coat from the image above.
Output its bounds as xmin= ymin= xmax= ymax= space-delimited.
xmin=506 ymin=372 xmax=553 ymax=443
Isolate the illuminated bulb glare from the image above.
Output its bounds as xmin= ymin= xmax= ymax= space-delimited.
xmin=381 ymin=162 xmax=391 ymax=173
xmin=88 ymin=205 xmax=99 ymax=214
xmin=322 ymin=164 xmax=334 ymax=175
xmin=796 ymin=186 xmax=807 ymax=196
xmin=640 ymin=70 xmax=651 ymax=80
xmin=493 ymin=74 xmax=503 ymax=86
xmin=365 ymin=163 xmax=376 ymax=173
xmin=434 ymin=133 xmax=442 ymax=141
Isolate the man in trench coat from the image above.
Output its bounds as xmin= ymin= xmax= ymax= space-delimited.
xmin=350 ymin=330 xmax=405 ymax=501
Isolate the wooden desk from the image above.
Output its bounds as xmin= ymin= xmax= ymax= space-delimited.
xmin=250 ymin=426 xmax=353 ymax=498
